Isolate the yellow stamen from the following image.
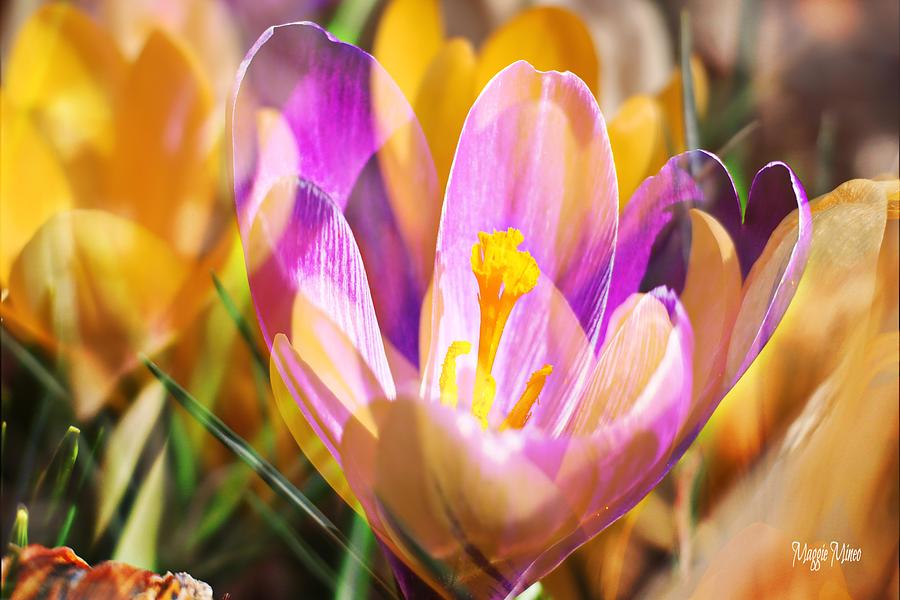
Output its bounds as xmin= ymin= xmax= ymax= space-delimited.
xmin=470 ymin=229 xmax=540 ymax=425
xmin=471 ymin=373 xmax=496 ymax=429
xmin=439 ymin=341 xmax=471 ymax=408
xmin=500 ymin=365 xmax=553 ymax=431
xmin=436 ymin=228 xmax=554 ymax=431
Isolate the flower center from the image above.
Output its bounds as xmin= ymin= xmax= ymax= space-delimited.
xmin=439 ymin=228 xmax=553 ymax=430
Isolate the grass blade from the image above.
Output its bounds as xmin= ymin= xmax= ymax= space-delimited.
xmin=57 ymin=428 xmax=105 ymax=547
xmin=335 ymin=513 xmax=376 ymax=600
xmin=13 ymin=505 xmax=28 ymax=547
xmin=327 ymin=0 xmax=379 ymax=44
xmin=142 ymin=356 xmax=399 ymax=599
xmin=113 ymin=444 xmax=167 ymax=570
xmin=32 ymin=426 xmax=79 ymax=524
xmin=211 ymin=272 xmax=267 ymax=374
xmin=54 ymin=427 xmax=80 ymax=500
xmin=246 ymin=492 xmax=337 ymax=589
xmin=169 ymin=411 xmax=199 ymax=501
xmin=55 ymin=505 xmax=77 ymax=547
xmin=679 ymin=10 xmax=700 ymax=152
xmin=211 ymin=272 xmax=275 ymax=456
xmin=0 ymin=327 xmax=67 ymax=401
xmin=96 ymin=383 xmax=165 ymax=537
xmin=194 ymin=466 xmax=252 ymax=545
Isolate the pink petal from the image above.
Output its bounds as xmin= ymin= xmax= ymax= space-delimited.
xmin=246 ymin=176 xmax=395 ymax=404
xmin=425 ymin=60 xmax=618 ymax=396
xmin=231 ymin=21 xmax=440 ymax=365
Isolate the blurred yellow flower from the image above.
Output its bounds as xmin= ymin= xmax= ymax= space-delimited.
xmin=1 ymin=4 xmax=227 ymax=417
xmin=542 ymin=178 xmax=898 ymax=599
xmin=373 ymin=0 xmax=708 ymax=205
xmin=702 ymin=178 xmax=898 ymax=490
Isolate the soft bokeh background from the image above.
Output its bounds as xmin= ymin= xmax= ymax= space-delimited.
xmin=1 ymin=0 xmax=897 ymax=598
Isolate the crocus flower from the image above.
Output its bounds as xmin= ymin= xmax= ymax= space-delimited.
xmin=231 ymin=22 xmax=810 ymax=597
xmin=1 ymin=4 xmax=224 ymax=417
xmin=372 ymin=0 xmax=708 ymax=205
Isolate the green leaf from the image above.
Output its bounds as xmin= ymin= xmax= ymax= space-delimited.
xmin=96 ymin=382 xmax=165 ymax=537
xmin=246 ymin=492 xmax=337 ymax=589
xmin=113 ymin=444 xmax=167 ymax=570
xmin=142 ymin=356 xmax=399 ymax=599
xmin=335 ymin=513 xmax=376 ymax=600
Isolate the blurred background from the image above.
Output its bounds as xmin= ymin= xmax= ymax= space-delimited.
xmin=1 ymin=0 xmax=897 ymax=598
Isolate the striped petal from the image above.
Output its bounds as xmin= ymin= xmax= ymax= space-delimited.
xmin=232 ymin=22 xmax=439 ymax=365
xmin=245 ymin=176 xmax=395 ymax=406
xmin=425 ymin=61 xmax=618 ymax=399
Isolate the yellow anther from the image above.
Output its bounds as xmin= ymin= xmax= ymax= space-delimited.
xmin=500 ymin=365 xmax=553 ymax=431
xmin=439 ymin=341 xmax=471 ymax=408
xmin=470 ymin=228 xmax=540 ymax=300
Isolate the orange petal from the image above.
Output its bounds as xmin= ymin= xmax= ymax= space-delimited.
xmin=372 ymin=0 xmax=444 ymax=102
xmin=711 ymin=179 xmax=893 ymax=471
xmin=0 ymin=91 xmax=73 ymax=286
xmin=680 ymin=209 xmax=742 ymax=404
xmin=475 ymin=6 xmax=599 ymax=96
xmin=413 ymin=38 xmax=477 ymax=191
xmin=656 ymin=55 xmax=709 ymax=152
xmin=608 ymin=95 xmax=666 ymax=208
xmin=4 ymin=3 xmax=125 ymax=200
xmin=106 ymin=29 xmax=217 ymax=259
xmin=95 ymin=0 xmax=243 ymax=102
xmin=691 ymin=524 xmax=851 ymax=599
